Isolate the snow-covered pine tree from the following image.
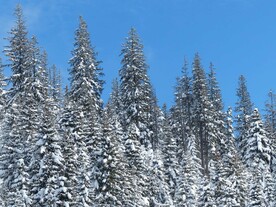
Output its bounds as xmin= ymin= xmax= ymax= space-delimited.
xmin=159 ymin=107 xmax=178 ymax=200
xmin=171 ymin=58 xmax=193 ymax=156
xmin=264 ymin=90 xmax=276 ymax=174
xmin=119 ymin=27 xmax=154 ymax=149
xmin=245 ymin=108 xmax=272 ymax=206
xmin=174 ymin=132 xmax=202 ymax=207
xmin=218 ymin=107 xmax=248 ymax=206
xmin=48 ymin=64 xmax=62 ymax=112
xmin=96 ymin=107 xmax=132 ymax=206
xmin=148 ymin=149 xmax=172 ymax=206
xmin=60 ymin=16 xmax=105 ymax=206
xmin=0 ymin=58 xmax=6 ymax=122
xmin=123 ymin=122 xmax=149 ymax=206
xmin=235 ymin=75 xmax=253 ymax=155
xmin=207 ymin=62 xmax=223 ymax=112
xmin=0 ymin=6 xmax=39 ymax=205
xmin=191 ymin=53 xmax=221 ymax=175
xmin=108 ymin=78 xmax=122 ymax=119
xmin=245 ymin=108 xmax=271 ymax=169
xmin=26 ymin=46 xmax=66 ymax=206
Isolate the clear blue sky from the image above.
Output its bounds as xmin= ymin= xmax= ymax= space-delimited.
xmin=0 ymin=0 xmax=276 ymax=113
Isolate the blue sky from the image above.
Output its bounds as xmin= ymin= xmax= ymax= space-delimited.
xmin=0 ymin=0 xmax=276 ymax=113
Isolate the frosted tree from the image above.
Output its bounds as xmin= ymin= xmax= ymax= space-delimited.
xmin=264 ymin=90 xmax=276 ymax=173
xmin=175 ymin=132 xmax=202 ymax=206
xmin=217 ymin=107 xmax=248 ymax=206
xmin=207 ymin=63 xmax=223 ymax=112
xmin=0 ymin=5 xmax=36 ymax=205
xmin=95 ymin=107 xmax=130 ymax=206
xmin=198 ymin=176 xmax=216 ymax=207
xmin=123 ymin=122 xmax=150 ymax=206
xmin=171 ymin=58 xmax=193 ymax=155
xmin=160 ymin=108 xmax=179 ymax=199
xmin=119 ymin=28 xmax=154 ymax=148
xmin=26 ymin=46 xmax=66 ymax=206
xmin=235 ymin=75 xmax=253 ymax=155
xmin=245 ymin=109 xmax=272 ymax=206
xmin=148 ymin=150 xmax=172 ymax=206
xmin=244 ymin=108 xmax=271 ymax=169
xmin=0 ymin=58 xmax=6 ymax=122
xmin=191 ymin=53 xmax=221 ymax=175
xmin=48 ymin=64 xmax=62 ymax=111
xmin=60 ymin=16 xmax=105 ymax=206
xmin=108 ymin=78 xmax=122 ymax=118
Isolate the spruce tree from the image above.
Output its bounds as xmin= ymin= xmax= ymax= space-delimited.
xmin=95 ymin=107 xmax=129 ymax=206
xmin=191 ymin=53 xmax=220 ymax=175
xmin=207 ymin=63 xmax=223 ymax=112
xmin=175 ymin=132 xmax=202 ymax=206
xmin=160 ymin=108 xmax=179 ymax=199
xmin=60 ymin=16 xmax=104 ymax=206
xmin=171 ymin=58 xmax=193 ymax=156
xmin=119 ymin=27 xmax=154 ymax=148
xmin=0 ymin=58 xmax=6 ymax=122
xmin=235 ymin=75 xmax=253 ymax=155
xmin=0 ymin=5 xmax=36 ymax=205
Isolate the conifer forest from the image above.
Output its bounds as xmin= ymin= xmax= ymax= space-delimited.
xmin=1 ymin=5 xmax=276 ymax=207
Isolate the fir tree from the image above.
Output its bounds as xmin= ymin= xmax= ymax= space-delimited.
xmin=160 ymin=108 xmax=179 ymax=199
xmin=171 ymin=58 xmax=193 ymax=156
xmin=95 ymin=107 xmax=129 ymax=206
xmin=119 ymin=27 xmax=154 ymax=148
xmin=207 ymin=62 xmax=223 ymax=112
xmin=191 ymin=53 xmax=220 ymax=175
xmin=235 ymin=75 xmax=253 ymax=154
xmin=60 ymin=16 xmax=105 ymax=206
xmin=0 ymin=5 xmax=37 ymax=205
xmin=0 ymin=58 xmax=6 ymax=122
xmin=175 ymin=132 xmax=202 ymax=206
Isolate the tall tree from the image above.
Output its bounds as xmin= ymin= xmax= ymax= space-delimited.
xmin=96 ymin=106 xmax=140 ymax=206
xmin=264 ymin=90 xmax=276 ymax=173
xmin=175 ymin=132 xmax=202 ymax=206
xmin=171 ymin=58 xmax=193 ymax=156
xmin=235 ymin=75 xmax=253 ymax=154
xmin=119 ymin=27 xmax=154 ymax=148
xmin=191 ymin=53 xmax=218 ymax=175
xmin=60 ymin=16 xmax=104 ymax=206
xmin=0 ymin=58 xmax=7 ymax=122
xmin=160 ymin=108 xmax=179 ymax=199
xmin=0 ymin=5 xmax=36 ymax=205
xmin=207 ymin=62 xmax=223 ymax=112
xmin=245 ymin=109 xmax=272 ymax=206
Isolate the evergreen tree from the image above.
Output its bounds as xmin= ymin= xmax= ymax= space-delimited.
xmin=119 ymin=27 xmax=154 ymax=148
xmin=207 ymin=63 xmax=223 ymax=112
xmin=235 ymin=75 xmax=253 ymax=154
xmin=191 ymin=53 xmax=219 ymax=175
xmin=171 ymin=58 xmax=193 ymax=155
xmin=0 ymin=58 xmax=6 ymax=122
xmin=160 ymin=108 xmax=179 ymax=199
xmin=148 ymin=150 xmax=172 ymax=206
xmin=175 ymin=132 xmax=202 ymax=206
xmin=49 ymin=64 xmax=62 ymax=110
xmin=219 ymin=108 xmax=248 ymax=206
xmin=123 ymin=123 xmax=149 ymax=206
xmin=95 ymin=107 xmax=130 ymax=206
xmin=244 ymin=108 xmax=271 ymax=170
xmin=0 ymin=6 xmax=37 ymax=205
xmin=264 ymin=90 xmax=276 ymax=173
xmin=245 ymin=109 xmax=272 ymax=206
xmin=60 ymin=16 xmax=104 ymax=206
